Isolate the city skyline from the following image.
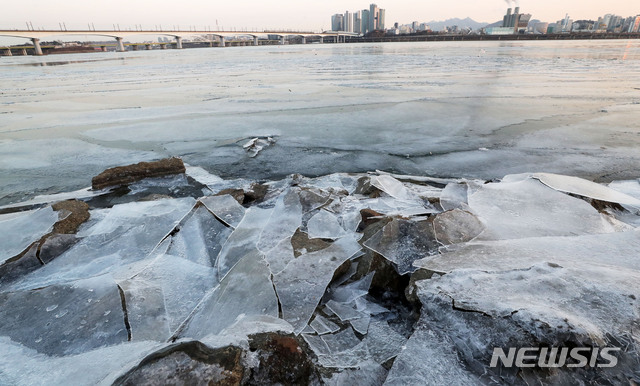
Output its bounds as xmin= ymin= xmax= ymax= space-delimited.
xmin=2 ymin=0 xmax=639 ymax=33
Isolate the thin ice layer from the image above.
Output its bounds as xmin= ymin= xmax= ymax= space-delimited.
xmin=415 ymin=229 xmax=640 ymax=274
xmin=257 ymin=188 xmax=302 ymax=253
xmin=6 ymin=198 xmax=196 ymax=291
xmin=533 ymin=172 xmax=640 ymax=209
xmin=119 ymin=253 xmax=217 ymax=338
xmin=416 ymin=261 xmax=640 ymax=348
xmin=215 ymin=206 xmax=273 ymax=278
xmin=363 ymin=218 xmax=437 ymax=275
xmin=273 ymin=236 xmax=362 ymax=334
xmin=0 ymin=207 xmax=59 ymax=265
xmin=370 ymin=175 xmax=413 ymax=201
xmin=439 ymin=182 xmax=469 ymax=211
xmin=468 ymin=178 xmax=614 ymax=240
xmin=384 ymin=324 xmax=478 ymax=385
xmin=310 ymin=315 xmax=341 ymax=335
xmin=180 ymin=250 xmax=279 ymax=339
xmin=0 ymin=338 xmax=161 ymax=386
xmin=166 ymin=205 xmax=232 ymax=268
xmin=200 ymin=195 xmax=246 ymax=228
xmin=0 ymin=275 xmax=128 ymax=356
xmin=307 ymin=210 xmax=348 ymax=240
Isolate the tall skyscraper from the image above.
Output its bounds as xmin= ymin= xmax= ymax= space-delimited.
xmin=361 ymin=9 xmax=370 ymax=34
xmin=345 ymin=11 xmax=353 ymax=32
xmin=370 ymin=4 xmax=379 ymax=31
xmin=354 ymin=11 xmax=362 ymax=35
xmin=378 ymin=8 xmax=386 ymax=30
xmin=331 ymin=14 xmax=344 ymax=31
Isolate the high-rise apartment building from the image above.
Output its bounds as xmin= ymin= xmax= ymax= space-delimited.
xmin=361 ymin=9 xmax=370 ymax=33
xmin=344 ymin=11 xmax=353 ymax=32
xmin=331 ymin=14 xmax=344 ymax=31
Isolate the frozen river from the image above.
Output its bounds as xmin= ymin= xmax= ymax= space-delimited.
xmin=1 ymin=40 xmax=640 ymax=205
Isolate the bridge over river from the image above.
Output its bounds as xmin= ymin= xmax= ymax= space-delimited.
xmin=0 ymin=29 xmax=360 ymax=55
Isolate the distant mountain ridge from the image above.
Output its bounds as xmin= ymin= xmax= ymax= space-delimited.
xmin=426 ymin=17 xmax=489 ymax=31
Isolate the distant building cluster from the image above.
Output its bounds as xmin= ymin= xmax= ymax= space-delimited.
xmin=331 ymin=4 xmax=385 ymax=34
xmin=486 ymin=7 xmax=640 ymax=35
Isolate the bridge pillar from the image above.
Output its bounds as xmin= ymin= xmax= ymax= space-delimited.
xmin=132 ymin=45 xmax=139 ymax=51
xmin=301 ymin=37 xmax=306 ymax=44
xmin=32 ymin=38 xmax=43 ymax=56
xmin=253 ymin=36 xmax=259 ymax=46
xmin=115 ymin=37 xmax=126 ymax=52
xmin=175 ymin=36 xmax=183 ymax=49
xmin=100 ymin=46 xmax=107 ymax=52
xmin=280 ymin=36 xmax=285 ymax=45
xmin=21 ymin=48 xmax=28 ymax=56
xmin=4 ymin=49 xmax=12 ymax=56
xmin=319 ymin=36 xmax=324 ymax=44
xmin=160 ymin=43 xmax=167 ymax=50
xmin=219 ymin=36 xmax=225 ymax=47
xmin=145 ymin=44 xmax=152 ymax=50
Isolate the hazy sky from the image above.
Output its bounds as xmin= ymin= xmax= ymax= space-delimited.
xmin=3 ymin=1 xmax=639 ymax=32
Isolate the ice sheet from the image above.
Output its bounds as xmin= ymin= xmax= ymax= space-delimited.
xmin=6 ymin=198 xmax=195 ymax=291
xmin=0 ymin=275 xmax=128 ymax=356
xmin=307 ymin=209 xmax=348 ymax=240
xmin=273 ymin=236 xmax=362 ymax=334
xmin=180 ymin=250 xmax=278 ymax=339
xmin=200 ymin=195 xmax=246 ymax=229
xmin=468 ymin=178 xmax=615 ymax=240
xmin=363 ymin=218 xmax=437 ymax=275
xmin=533 ymin=172 xmax=640 ymax=209
xmin=0 ymin=206 xmax=58 ymax=265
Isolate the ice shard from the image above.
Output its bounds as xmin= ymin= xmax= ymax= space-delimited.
xmin=363 ymin=218 xmax=437 ymax=275
xmin=0 ymin=207 xmax=59 ymax=265
xmin=0 ymin=275 xmax=128 ymax=356
xmin=6 ymin=198 xmax=196 ymax=291
xmin=307 ymin=209 xmax=348 ymax=240
xmin=257 ymin=188 xmax=302 ymax=253
xmin=532 ymin=172 xmax=640 ymax=209
xmin=468 ymin=178 xmax=615 ymax=240
xmin=179 ymin=250 xmax=279 ymax=339
xmin=166 ymin=205 xmax=232 ymax=268
xmin=273 ymin=236 xmax=362 ymax=334
xmin=200 ymin=194 xmax=246 ymax=229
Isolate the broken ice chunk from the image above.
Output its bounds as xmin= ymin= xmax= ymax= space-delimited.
xmin=321 ymin=327 xmax=362 ymax=354
xmin=119 ymin=253 xmax=217 ymax=337
xmin=370 ymin=175 xmax=413 ymax=201
xmin=273 ymin=236 xmax=362 ymax=334
xmin=7 ymin=198 xmax=196 ymax=291
xmin=302 ymin=334 xmax=331 ymax=356
xmin=608 ymin=180 xmax=640 ymax=202
xmin=363 ymin=320 xmax=407 ymax=364
xmin=532 ymin=172 xmax=640 ymax=209
xmin=0 ymin=275 xmax=128 ymax=356
xmin=468 ymin=178 xmax=616 ymax=240
xmin=166 ymin=205 xmax=232 ymax=268
xmin=330 ymin=272 xmax=375 ymax=304
xmin=256 ymin=188 xmax=302 ymax=253
xmin=0 ymin=207 xmax=58 ymax=265
xmin=326 ymin=300 xmax=364 ymax=321
xmin=354 ymin=297 xmax=390 ymax=316
xmin=0 ymin=338 xmax=162 ymax=386
xmin=263 ymin=237 xmax=296 ymax=275
xmin=118 ymin=280 xmax=171 ymax=342
xmin=363 ymin=218 xmax=437 ymax=275
xmin=179 ymin=250 xmax=278 ymax=339
xmin=439 ymin=182 xmax=469 ymax=211
xmin=415 ymin=229 xmax=640 ymax=275
xmin=307 ymin=210 xmax=348 ymax=240
xmin=200 ymin=195 xmax=245 ymax=229
xmin=349 ymin=315 xmax=371 ymax=335
xmin=384 ymin=324 xmax=478 ymax=385
xmin=310 ymin=315 xmax=341 ymax=335
xmin=243 ymin=137 xmax=276 ymax=158
xmin=216 ymin=206 xmax=273 ymax=278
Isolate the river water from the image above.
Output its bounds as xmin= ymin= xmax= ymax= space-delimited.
xmin=1 ymin=40 xmax=639 ymax=205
